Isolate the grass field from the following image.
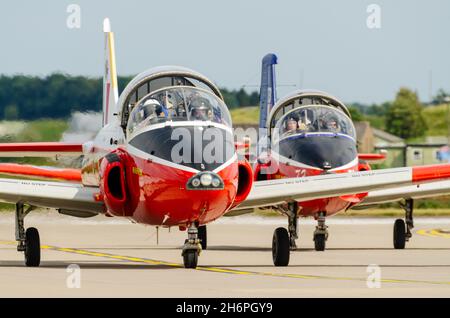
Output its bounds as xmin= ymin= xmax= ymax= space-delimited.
xmin=230 ymin=106 xmax=259 ymax=124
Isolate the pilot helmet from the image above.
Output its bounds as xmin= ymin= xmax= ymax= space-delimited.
xmin=324 ymin=114 xmax=339 ymax=129
xmin=285 ymin=113 xmax=299 ymax=129
xmin=189 ymin=97 xmax=210 ymax=120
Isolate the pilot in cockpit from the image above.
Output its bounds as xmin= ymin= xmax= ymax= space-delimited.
xmin=283 ymin=114 xmax=299 ymax=136
xmin=142 ymin=99 xmax=166 ymax=123
xmin=189 ymin=97 xmax=211 ymax=121
xmin=324 ymin=115 xmax=341 ymax=133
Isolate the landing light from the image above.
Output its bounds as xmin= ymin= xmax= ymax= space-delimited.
xmin=187 ymin=172 xmax=224 ymax=190
xmin=191 ymin=178 xmax=201 ymax=187
xmin=200 ymin=174 xmax=213 ymax=186
xmin=211 ymin=178 xmax=221 ymax=188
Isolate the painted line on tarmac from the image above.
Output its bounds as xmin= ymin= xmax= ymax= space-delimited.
xmin=1 ymin=240 xmax=449 ymax=286
xmin=417 ymin=229 xmax=450 ymax=239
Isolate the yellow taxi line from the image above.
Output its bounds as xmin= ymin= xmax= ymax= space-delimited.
xmin=2 ymin=240 xmax=449 ymax=286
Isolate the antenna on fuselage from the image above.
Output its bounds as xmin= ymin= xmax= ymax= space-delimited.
xmin=258 ymin=53 xmax=278 ymax=157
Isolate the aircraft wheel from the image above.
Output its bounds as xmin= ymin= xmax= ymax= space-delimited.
xmin=183 ymin=250 xmax=198 ymax=269
xmin=314 ymin=233 xmax=326 ymax=251
xmin=25 ymin=227 xmax=40 ymax=267
xmin=198 ymin=225 xmax=207 ymax=250
xmin=272 ymin=227 xmax=290 ymax=266
xmin=393 ymin=219 xmax=406 ymax=249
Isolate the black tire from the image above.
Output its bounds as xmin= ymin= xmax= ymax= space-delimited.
xmin=272 ymin=227 xmax=290 ymax=266
xmin=25 ymin=227 xmax=40 ymax=267
xmin=198 ymin=225 xmax=207 ymax=250
xmin=183 ymin=250 xmax=198 ymax=269
xmin=314 ymin=233 xmax=326 ymax=251
xmin=393 ymin=219 xmax=406 ymax=249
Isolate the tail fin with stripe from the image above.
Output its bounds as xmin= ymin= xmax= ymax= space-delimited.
xmin=102 ymin=18 xmax=119 ymax=126
xmin=258 ymin=53 xmax=278 ymax=157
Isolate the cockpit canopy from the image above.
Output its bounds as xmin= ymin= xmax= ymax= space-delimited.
xmin=273 ymin=106 xmax=356 ymax=142
xmin=127 ymin=86 xmax=232 ymax=136
xmin=118 ymin=66 xmax=225 ymax=130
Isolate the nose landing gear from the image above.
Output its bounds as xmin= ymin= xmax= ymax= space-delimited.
xmin=182 ymin=223 xmax=202 ymax=268
xmin=313 ymin=212 xmax=328 ymax=251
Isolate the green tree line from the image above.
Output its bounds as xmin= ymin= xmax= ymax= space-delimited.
xmin=348 ymin=87 xmax=449 ymax=140
xmin=0 ymin=74 xmax=260 ymax=120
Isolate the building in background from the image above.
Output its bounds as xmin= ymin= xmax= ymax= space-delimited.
xmin=373 ymin=128 xmax=406 ymax=167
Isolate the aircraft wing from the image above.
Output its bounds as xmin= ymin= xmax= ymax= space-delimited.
xmin=352 ymin=180 xmax=450 ymax=208
xmin=233 ymin=164 xmax=450 ymax=211
xmin=0 ymin=142 xmax=83 ymax=158
xmin=0 ymin=177 xmax=103 ymax=214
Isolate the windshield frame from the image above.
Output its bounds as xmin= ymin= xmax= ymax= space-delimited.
xmin=272 ymin=105 xmax=356 ymax=143
xmin=126 ymin=85 xmax=232 ymax=137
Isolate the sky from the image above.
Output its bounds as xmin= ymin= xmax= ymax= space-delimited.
xmin=0 ymin=0 xmax=449 ymax=104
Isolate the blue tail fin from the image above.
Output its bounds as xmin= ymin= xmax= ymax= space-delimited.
xmin=259 ymin=53 xmax=278 ymax=130
xmin=258 ymin=53 xmax=277 ymax=157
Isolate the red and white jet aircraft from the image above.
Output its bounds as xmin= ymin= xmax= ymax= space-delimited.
xmin=0 ymin=27 xmax=450 ymax=269
xmin=231 ymin=54 xmax=450 ymax=266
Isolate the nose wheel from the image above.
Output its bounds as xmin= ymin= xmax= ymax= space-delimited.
xmin=183 ymin=249 xmax=199 ymax=269
xmin=313 ymin=212 xmax=328 ymax=251
xmin=182 ymin=223 xmax=202 ymax=269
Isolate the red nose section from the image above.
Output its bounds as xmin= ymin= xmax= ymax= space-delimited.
xmin=123 ymin=155 xmax=239 ymax=226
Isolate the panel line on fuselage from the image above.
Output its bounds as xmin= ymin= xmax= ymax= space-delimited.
xmin=127 ymin=143 xmax=238 ymax=175
xmin=126 ymin=120 xmax=233 ymax=142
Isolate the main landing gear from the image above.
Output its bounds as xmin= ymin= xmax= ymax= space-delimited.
xmin=393 ymin=198 xmax=414 ymax=249
xmin=314 ymin=212 xmax=328 ymax=251
xmin=182 ymin=223 xmax=202 ymax=269
xmin=272 ymin=202 xmax=298 ymax=266
xmin=15 ymin=203 xmax=40 ymax=267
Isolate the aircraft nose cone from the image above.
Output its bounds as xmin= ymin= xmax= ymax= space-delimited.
xmin=278 ymin=135 xmax=357 ymax=170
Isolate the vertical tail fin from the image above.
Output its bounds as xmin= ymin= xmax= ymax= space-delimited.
xmin=102 ymin=18 xmax=119 ymax=126
xmin=258 ymin=53 xmax=278 ymax=157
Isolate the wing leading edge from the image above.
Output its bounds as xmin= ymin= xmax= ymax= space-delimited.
xmin=234 ymin=164 xmax=450 ymax=211
xmin=0 ymin=177 xmax=103 ymax=214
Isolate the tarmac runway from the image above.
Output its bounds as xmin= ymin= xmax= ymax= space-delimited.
xmin=0 ymin=212 xmax=449 ymax=297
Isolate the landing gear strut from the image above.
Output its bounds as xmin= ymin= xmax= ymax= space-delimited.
xmin=15 ymin=203 xmax=40 ymax=267
xmin=393 ymin=199 xmax=414 ymax=249
xmin=272 ymin=202 xmax=298 ymax=266
xmin=314 ymin=212 xmax=328 ymax=251
xmin=182 ymin=223 xmax=202 ymax=269
xmin=198 ymin=225 xmax=207 ymax=250
xmin=287 ymin=202 xmax=299 ymax=250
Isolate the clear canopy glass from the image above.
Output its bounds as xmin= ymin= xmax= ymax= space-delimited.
xmin=274 ymin=106 xmax=356 ymax=140
xmin=127 ymin=86 xmax=232 ymax=136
